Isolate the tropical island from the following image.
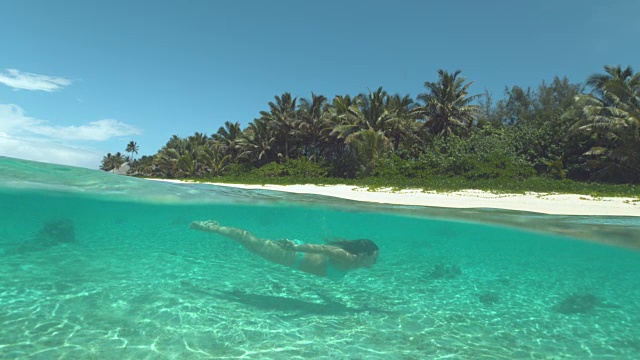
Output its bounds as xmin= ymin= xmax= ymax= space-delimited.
xmin=100 ymin=66 xmax=640 ymax=202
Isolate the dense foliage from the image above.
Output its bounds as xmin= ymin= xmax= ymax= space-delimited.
xmin=102 ymin=66 xmax=640 ymax=195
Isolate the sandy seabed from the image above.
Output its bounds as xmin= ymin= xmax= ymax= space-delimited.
xmin=148 ymin=179 xmax=640 ymax=217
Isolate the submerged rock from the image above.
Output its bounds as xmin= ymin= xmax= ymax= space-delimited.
xmin=33 ymin=219 xmax=76 ymax=247
xmin=477 ymin=291 xmax=500 ymax=305
xmin=428 ymin=263 xmax=462 ymax=280
xmin=552 ymin=293 xmax=600 ymax=314
xmin=38 ymin=218 xmax=76 ymax=244
xmin=9 ymin=218 xmax=77 ymax=254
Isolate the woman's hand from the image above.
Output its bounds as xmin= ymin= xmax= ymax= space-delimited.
xmin=190 ymin=220 xmax=220 ymax=231
xmin=275 ymin=238 xmax=297 ymax=250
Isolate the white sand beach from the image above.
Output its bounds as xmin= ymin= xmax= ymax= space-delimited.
xmin=148 ymin=179 xmax=640 ymax=216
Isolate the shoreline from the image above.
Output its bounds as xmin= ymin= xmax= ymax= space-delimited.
xmin=147 ymin=179 xmax=640 ymax=216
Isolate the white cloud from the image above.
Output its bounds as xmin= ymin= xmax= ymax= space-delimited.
xmin=27 ymin=119 xmax=141 ymax=141
xmin=0 ymin=69 xmax=72 ymax=92
xmin=0 ymin=133 xmax=103 ymax=169
xmin=0 ymin=104 xmax=41 ymax=133
xmin=0 ymin=104 xmax=141 ymax=168
xmin=0 ymin=104 xmax=141 ymax=141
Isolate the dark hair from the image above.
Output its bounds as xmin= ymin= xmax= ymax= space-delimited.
xmin=327 ymin=238 xmax=379 ymax=256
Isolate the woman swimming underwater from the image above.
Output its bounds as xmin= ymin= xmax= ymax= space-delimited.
xmin=190 ymin=221 xmax=379 ymax=280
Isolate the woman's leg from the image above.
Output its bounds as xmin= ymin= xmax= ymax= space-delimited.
xmin=190 ymin=221 xmax=295 ymax=266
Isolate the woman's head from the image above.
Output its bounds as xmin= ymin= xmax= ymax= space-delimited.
xmin=328 ymin=238 xmax=379 ymax=257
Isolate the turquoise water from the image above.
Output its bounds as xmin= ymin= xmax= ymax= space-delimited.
xmin=1 ymin=157 xmax=639 ymax=359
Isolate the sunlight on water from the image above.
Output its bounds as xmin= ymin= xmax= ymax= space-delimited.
xmin=1 ymin=157 xmax=639 ymax=359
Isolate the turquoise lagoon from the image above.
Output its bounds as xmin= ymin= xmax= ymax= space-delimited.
xmin=1 ymin=156 xmax=639 ymax=359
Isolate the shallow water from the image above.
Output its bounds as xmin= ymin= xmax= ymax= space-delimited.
xmin=1 ymin=157 xmax=639 ymax=359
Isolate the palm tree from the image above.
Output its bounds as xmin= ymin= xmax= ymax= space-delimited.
xmin=129 ymin=155 xmax=154 ymax=176
xmin=202 ymin=141 xmax=232 ymax=176
xmin=260 ymin=93 xmax=298 ymax=159
xmin=180 ymin=133 xmax=209 ymax=177
xmin=100 ymin=153 xmax=114 ymax=171
xmin=569 ymin=65 xmax=640 ymax=180
xmin=298 ymin=93 xmax=329 ymax=162
xmin=125 ymin=141 xmax=139 ymax=162
xmin=212 ymin=121 xmax=243 ymax=160
xmin=154 ymin=137 xmax=184 ymax=178
xmin=384 ymin=94 xmax=421 ymax=152
xmin=361 ymin=87 xmax=392 ymax=132
xmin=321 ymin=95 xmax=359 ymax=173
xmin=324 ymin=90 xmax=404 ymax=175
xmin=331 ymin=87 xmax=390 ymax=140
xmin=237 ymin=118 xmax=276 ymax=166
xmin=102 ymin=152 xmax=126 ymax=172
xmin=328 ymin=94 xmax=359 ymax=140
xmin=586 ymin=65 xmax=638 ymax=103
xmin=345 ymin=128 xmax=391 ymax=176
xmin=417 ymin=69 xmax=480 ymax=138
xmin=153 ymin=133 xmax=209 ymax=177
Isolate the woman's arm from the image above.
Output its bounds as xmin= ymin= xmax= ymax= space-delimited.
xmin=294 ymin=243 xmax=353 ymax=262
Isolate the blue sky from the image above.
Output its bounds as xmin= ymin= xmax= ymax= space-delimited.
xmin=1 ymin=0 xmax=638 ymax=168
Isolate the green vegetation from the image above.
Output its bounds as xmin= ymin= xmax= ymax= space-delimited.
xmin=99 ymin=152 xmax=127 ymax=172
xmin=103 ymin=66 xmax=640 ymax=198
